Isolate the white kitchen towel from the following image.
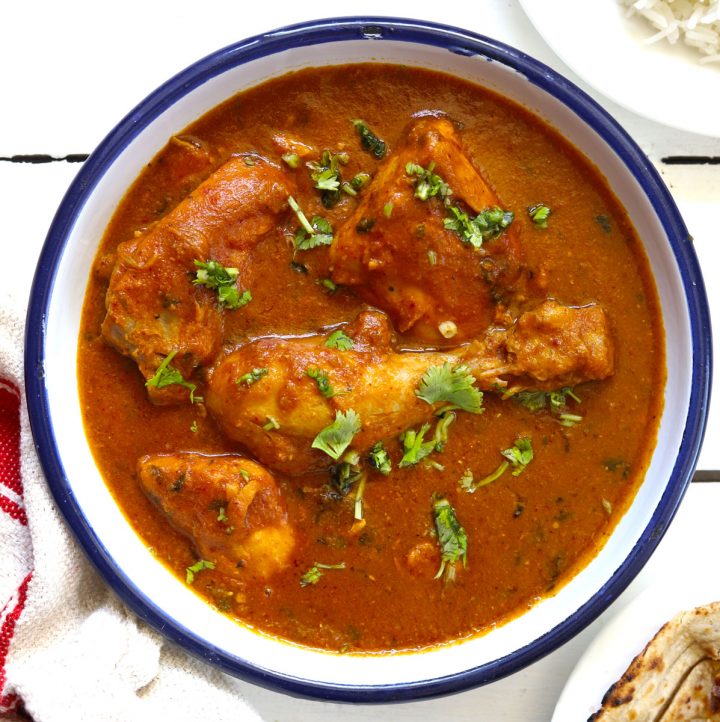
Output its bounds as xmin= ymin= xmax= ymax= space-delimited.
xmin=0 ymin=215 xmax=262 ymax=722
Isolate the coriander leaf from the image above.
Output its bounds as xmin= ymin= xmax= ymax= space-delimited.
xmin=236 ymin=367 xmax=268 ymax=386
xmin=331 ymin=450 xmax=363 ymax=496
xmin=433 ymin=496 xmax=467 ymax=583
xmin=311 ymin=410 xmax=361 ymax=460
xmin=416 ymin=362 xmax=483 ymax=414
xmin=515 ymin=390 xmax=548 ymax=412
xmin=262 ymin=416 xmax=280 ymax=431
xmin=445 ymin=205 xmax=514 ymax=247
xmin=528 ymin=203 xmax=551 ymax=229
xmin=325 ymin=330 xmax=354 ymax=351
xmin=354 ymin=472 xmax=367 ymax=521
xmin=308 ymin=150 xmax=350 ymax=208
xmin=398 ymin=423 xmax=436 ymax=468
xmin=186 ymin=559 xmax=215 ymax=584
xmin=145 ymin=351 xmax=200 ymax=403
xmin=306 ymin=367 xmax=336 ymax=398
xmin=317 ymin=277 xmax=337 ymax=293
xmin=368 ymin=441 xmax=392 ymax=475
xmin=352 ymin=119 xmax=386 ymax=159
xmin=433 ymin=411 xmax=456 ymax=452
xmin=292 ymin=205 xmax=334 ymax=250
xmin=350 ymin=172 xmax=371 ymax=191
xmin=463 ymin=461 xmax=509 ymax=492
xmin=193 ymin=260 xmax=251 ymax=310
xmin=515 ymin=387 xmax=582 ymax=426
xmin=406 ymin=161 xmax=452 ymax=201
xmin=300 ymin=562 xmax=346 ymax=587
xmin=458 ymin=469 xmax=475 ymax=492
xmin=501 ymin=437 xmax=533 ymax=476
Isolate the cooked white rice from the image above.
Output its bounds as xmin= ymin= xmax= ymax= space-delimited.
xmin=620 ymin=0 xmax=720 ymax=63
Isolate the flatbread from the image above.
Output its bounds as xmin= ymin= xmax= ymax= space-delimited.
xmin=589 ymin=601 xmax=720 ymax=721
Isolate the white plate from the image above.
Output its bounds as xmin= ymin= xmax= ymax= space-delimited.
xmin=519 ymin=0 xmax=720 ymax=137
xmin=552 ymin=576 xmax=720 ymax=721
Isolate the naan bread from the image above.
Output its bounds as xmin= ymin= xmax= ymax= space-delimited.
xmin=589 ymin=601 xmax=720 ymax=721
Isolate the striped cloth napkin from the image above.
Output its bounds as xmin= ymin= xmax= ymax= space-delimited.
xmin=0 ymin=231 xmax=262 ymax=721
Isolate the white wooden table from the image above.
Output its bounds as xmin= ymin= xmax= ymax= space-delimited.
xmin=3 ymin=1 xmax=718 ymax=720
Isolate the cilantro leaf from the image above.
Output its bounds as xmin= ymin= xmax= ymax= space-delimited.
xmin=193 ymin=260 xmax=251 ymax=310
xmin=399 ymin=423 xmax=436 ymax=468
xmin=306 ymin=367 xmax=336 ymax=398
xmin=186 ymin=559 xmax=215 ymax=584
xmin=352 ymin=119 xmax=386 ymax=159
xmin=308 ymin=150 xmax=351 ymax=208
xmin=146 ymin=351 xmax=200 ymax=403
xmin=368 ymin=441 xmax=392 ymax=475
xmin=300 ymin=561 xmax=346 ymax=587
xmin=325 ymin=330 xmax=354 ymax=351
xmin=501 ymin=437 xmax=533 ymax=476
xmin=416 ymin=362 xmax=483 ymax=414
xmin=433 ymin=496 xmax=467 ymax=583
xmin=311 ymin=410 xmax=361 ymax=460
xmin=406 ymin=161 xmax=452 ymax=201
xmin=236 ymin=367 xmax=268 ymax=386
xmin=528 ymin=203 xmax=551 ymax=228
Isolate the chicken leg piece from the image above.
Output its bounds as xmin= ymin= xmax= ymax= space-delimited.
xmin=206 ymin=302 xmax=613 ymax=474
xmin=330 ymin=116 xmax=524 ymax=343
xmin=102 ymin=155 xmax=294 ymax=404
xmin=138 ymin=452 xmax=295 ymax=580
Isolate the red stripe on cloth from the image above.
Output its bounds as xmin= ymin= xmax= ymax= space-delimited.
xmin=0 ymin=384 xmax=22 ymax=497
xmin=0 ymin=495 xmax=27 ymax=526
xmin=0 ymin=573 xmax=32 ymax=712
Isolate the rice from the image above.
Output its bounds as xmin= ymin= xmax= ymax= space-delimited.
xmin=620 ymin=0 xmax=720 ymax=63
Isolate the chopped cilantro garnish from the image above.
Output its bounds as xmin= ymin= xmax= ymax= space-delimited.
xmin=406 ymin=161 xmax=452 ymax=201
xmin=433 ymin=496 xmax=467 ymax=583
xmin=317 ymin=277 xmax=337 ymax=293
xmin=514 ymin=387 xmax=582 ymax=426
xmin=236 ymin=367 xmax=268 ymax=386
xmin=288 ymin=196 xmax=334 ymax=250
xmin=216 ymin=505 xmax=228 ymax=523
xmin=306 ymin=367 xmax=336 ymax=398
xmin=444 ymin=205 xmax=514 ymax=248
xmin=262 ymin=416 xmax=280 ymax=431
xmin=432 ymin=411 xmax=456 ymax=452
xmin=331 ymin=450 xmax=363 ymax=496
xmin=352 ymin=119 xmax=386 ymax=159
xmin=190 ymin=420 xmax=198 ymax=433
xmin=351 ymin=172 xmax=371 ymax=191
xmin=308 ymin=150 xmax=351 ymax=208
xmin=186 ymin=559 xmax=215 ymax=584
xmin=528 ymin=203 xmax=551 ymax=228
xmin=501 ymin=437 xmax=533 ymax=476
xmin=458 ymin=469 xmax=475 ymax=492
xmin=383 ymin=202 xmax=394 ymax=218
xmin=193 ymin=260 xmax=251 ymax=310
xmin=399 ymin=423 xmax=436 ymax=468
xmin=368 ymin=441 xmax=392 ymax=475
xmin=145 ymin=350 xmax=200 ymax=404
xmin=356 ymin=217 xmax=375 ymax=233
xmin=427 ymin=249 xmax=437 ymax=265
xmin=300 ymin=561 xmax=346 ymax=587
xmin=325 ymin=330 xmax=354 ymax=351
xmin=311 ymin=410 xmax=361 ymax=460
xmin=416 ymin=362 xmax=483 ymax=414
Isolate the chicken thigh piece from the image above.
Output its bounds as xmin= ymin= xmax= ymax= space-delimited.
xmin=206 ymin=303 xmax=613 ymax=474
xmin=138 ymin=453 xmax=295 ymax=580
xmin=102 ymin=155 xmax=294 ymax=403
xmin=330 ymin=116 xmax=524 ymax=343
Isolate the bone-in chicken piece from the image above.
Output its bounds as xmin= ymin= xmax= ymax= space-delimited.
xmin=102 ymin=155 xmax=294 ymax=403
xmin=137 ymin=453 xmax=295 ymax=580
xmin=206 ymin=303 xmax=613 ymax=474
xmin=330 ymin=116 xmax=524 ymax=343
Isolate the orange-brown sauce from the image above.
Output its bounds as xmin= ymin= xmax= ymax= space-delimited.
xmin=78 ymin=64 xmax=664 ymax=652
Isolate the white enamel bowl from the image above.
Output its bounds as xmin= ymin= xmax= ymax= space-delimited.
xmin=25 ymin=18 xmax=711 ymax=701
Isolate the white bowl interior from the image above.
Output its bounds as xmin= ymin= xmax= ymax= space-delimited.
xmin=44 ymin=38 xmax=690 ymax=687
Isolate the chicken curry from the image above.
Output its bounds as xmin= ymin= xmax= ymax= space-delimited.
xmin=78 ymin=64 xmax=665 ymax=653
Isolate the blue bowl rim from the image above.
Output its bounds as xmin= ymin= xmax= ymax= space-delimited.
xmin=24 ymin=16 xmax=712 ymax=703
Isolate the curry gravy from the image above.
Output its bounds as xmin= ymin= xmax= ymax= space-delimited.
xmin=78 ymin=64 xmax=664 ymax=652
